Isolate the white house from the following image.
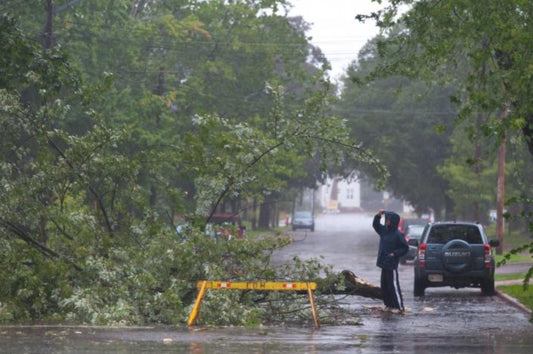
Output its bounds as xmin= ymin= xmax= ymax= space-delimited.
xmin=319 ymin=175 xmax=361 ymax=213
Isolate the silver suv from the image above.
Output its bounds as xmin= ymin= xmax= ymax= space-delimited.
xmin=413 ymin=221 xmax=499 ymax=296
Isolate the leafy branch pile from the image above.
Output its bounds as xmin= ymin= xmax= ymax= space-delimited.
xmin=0 ymin=1 xmax=379 ymax=326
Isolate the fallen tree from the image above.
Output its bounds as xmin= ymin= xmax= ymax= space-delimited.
xmin=315 ymin=270 xmax=382 ymax=299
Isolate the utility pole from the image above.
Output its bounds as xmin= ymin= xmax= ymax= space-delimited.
xmin=496 ymin=104 xmax=509 ymax=255
xmin=473 ymin=64 xmax=485 ymax=222
xmin=43 ymin=0 xmax=54 ymax=49
xmin=474 ymin=111 xmax=482 ymax=222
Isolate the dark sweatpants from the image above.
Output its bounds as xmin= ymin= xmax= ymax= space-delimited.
xmin=380 ymin=268 xmax=404 ymax=311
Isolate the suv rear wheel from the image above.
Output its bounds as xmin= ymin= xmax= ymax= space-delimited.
xmin=481 ymin=276 xmax=495 ymax=296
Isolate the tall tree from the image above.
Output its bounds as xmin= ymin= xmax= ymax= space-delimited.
xmin=335 ymin=38 xmax=456 ymax=216
xmin=357 ymin=0 xmax=533 ymax=278
xmin=0 ymin=13 xmax=385 ymax=324
xmin=358 ymin=0 xmax=533 ymax=162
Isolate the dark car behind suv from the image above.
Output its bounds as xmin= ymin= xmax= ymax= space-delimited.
xmin=414 ymin=221 xmax=499 ymax=296
xmin=400 ymin=224 xmax=425 ymax=264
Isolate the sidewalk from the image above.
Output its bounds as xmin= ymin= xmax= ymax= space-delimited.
xmin=495 ymin=262 xmax=532 ymax=315
xmin=496 ymin=262 xmax=532 ymax=275
xmin=495 ymin=262 xmax=532 ymax=286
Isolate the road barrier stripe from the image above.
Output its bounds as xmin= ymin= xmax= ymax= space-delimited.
xmin=187 ymin=281 xmax=319 ymax=329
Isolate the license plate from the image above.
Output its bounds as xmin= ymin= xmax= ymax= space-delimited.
xmin=428 ymin=274 xmax=443 ymax=282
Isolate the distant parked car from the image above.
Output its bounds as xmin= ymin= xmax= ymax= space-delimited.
xmin=414 ymin=221 xmax=499 ymax=296
xmin=291 ymin=211 xmax=315 ymax=232
xmin=400 ymin=224 xmax=426 ymax=264
xmin=206 ymin=213 xmax=246 ymax=241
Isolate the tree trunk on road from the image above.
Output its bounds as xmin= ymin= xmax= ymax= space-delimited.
xmin=315 ymin=270 xmax=382 ymax=300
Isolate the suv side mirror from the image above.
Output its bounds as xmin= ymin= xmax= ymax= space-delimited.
xmin=489 ymin=239 xmax=500 ymax=248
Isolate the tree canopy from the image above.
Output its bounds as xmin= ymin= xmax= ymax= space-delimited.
xmin=335 ymin=37 xmax=457 ymax=216
xmin=351 ymin=0 xmax=533 ymax=284
xmin=359 ymin=0 xmax=533 ymax=158
xmin=0 ymin=1 xmax=383 ymax=325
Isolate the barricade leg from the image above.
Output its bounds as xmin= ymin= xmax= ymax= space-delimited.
xmin=307 ymin=282 xmax=320 ymax=329
xmin=187 ymin=281 xmax=207 ymax=326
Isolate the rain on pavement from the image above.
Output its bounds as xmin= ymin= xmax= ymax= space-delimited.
xmin=1 ymin=213 xmax=532 ymax=353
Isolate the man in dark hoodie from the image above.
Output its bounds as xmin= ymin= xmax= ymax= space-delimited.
xmin=373 ymin=209 xmax=409 ymax=313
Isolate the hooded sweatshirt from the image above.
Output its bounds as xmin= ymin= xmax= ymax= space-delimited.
xmin=373 ymin=211 xmax=409 ymax=270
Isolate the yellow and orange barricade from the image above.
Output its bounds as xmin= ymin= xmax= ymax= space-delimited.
xmin=187 ymin=281 xmax=319 ymax=329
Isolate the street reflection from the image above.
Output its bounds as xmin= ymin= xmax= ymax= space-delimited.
xmin=1 ymin=323 xmax=533 ymax=353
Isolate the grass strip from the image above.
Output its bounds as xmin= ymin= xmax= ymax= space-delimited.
xmin=497 ymin=284 xmax=533 ymax=314
xmin=495 ymin=273 xmax=526 ymax=281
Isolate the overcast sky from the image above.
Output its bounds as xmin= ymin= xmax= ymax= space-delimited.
xmin=288 ymin=0 xmax=382 ymax=81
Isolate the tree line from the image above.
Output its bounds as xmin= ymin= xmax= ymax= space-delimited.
xmin=1 ymin=0 xmax=532 ymax=325
xmin=0 ymin=0 xmax=382 ymax=325
xmin=342 ymin=1 xmax=533 ymax=228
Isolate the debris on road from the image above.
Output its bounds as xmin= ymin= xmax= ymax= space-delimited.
xmin=316 ymin=270 xmax=382 ymax=299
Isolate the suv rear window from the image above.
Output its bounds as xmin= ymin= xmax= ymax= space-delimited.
xmin=426 ymin=224 xmax=483 ymax=244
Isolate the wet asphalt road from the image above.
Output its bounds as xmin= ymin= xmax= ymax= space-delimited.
xmin=1 ymin=213 xmax=532 ymax=353
xmin=272 ymin=213 xmax=533 ymax=352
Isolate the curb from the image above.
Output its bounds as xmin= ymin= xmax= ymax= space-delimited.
xmin=495 ymin=289 xmax=532 ymax=315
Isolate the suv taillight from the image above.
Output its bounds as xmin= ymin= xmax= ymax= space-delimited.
xmin=418 ymin=243 xmax=427 ymax=266
xmin=484 ymin=244 xmax=491 ymax=268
